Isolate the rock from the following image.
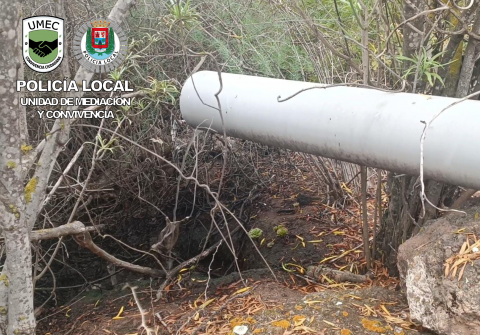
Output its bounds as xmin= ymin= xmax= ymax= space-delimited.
xmin=398 ymin=199 xmax=480 ymax=335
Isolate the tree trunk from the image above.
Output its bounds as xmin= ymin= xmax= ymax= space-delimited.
xmin=456 ymin=5 xmax=480 ymax=98
xmin=377 ymin=1 xmax=480 ymax=275
xmin=0 ymin=1 xmax=137 ymax=333
xmin=0 ymin=3 xmax=36 ymax=334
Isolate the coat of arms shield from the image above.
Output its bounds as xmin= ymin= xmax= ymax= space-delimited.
xmin=92 ymin=27 xmax=109 ymax=49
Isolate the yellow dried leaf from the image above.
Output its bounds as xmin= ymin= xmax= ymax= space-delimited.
xmin=341 ymin=329 xmax=352 ymax=335
xmin=292 ymin=315 xmax=306 ymax=326
xmin=112 ymin=306 xmax=124 ymax=320
xmin=458 ymin=262 xmax=468 ymax=281
xmin=361 ymin=318 xmax=386 ymax=333
xmin=197 ymin=298 xmax=215 ymax=309
xmin=230 ymin=317 xmax=244 ymax=328
xmin=451 ymin=265 xmax=458 ymax=279
xmin=233 ymin=287 xmax=251 ymax=295
xmin=341 ymin=183 xmax=353 ymax=194
xmin=319 ymin=255 xmax=337 ymax=264
xmin=191 ymin=278 xmax=207 ymax=283
xmin=322 ymin=320 xmax=337 ymax=327
xmin=292 ymin=325 xmax=317 ymax=333
xmin=304 ymin=300 xmax=323 ymax=305
xmin=271 ymin=319 xmax=290 ymax=329
xmin=380 ymin=305 xmax=391 ymax=316
xmin=282 ymin=263 xmax=305 ymax=273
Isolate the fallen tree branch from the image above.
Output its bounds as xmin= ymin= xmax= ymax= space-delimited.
xmin=451 ymin=189 xmax=478 ymax=210
xmin=0 ymin=221 xmax=104 ymax=242
xmin=31 ymin=222 xmax=104 ymax=241
xmin=73 ymin=225 xmax=165 ymax=278
xmin=306 ymin=265 xmax=373 ymax=283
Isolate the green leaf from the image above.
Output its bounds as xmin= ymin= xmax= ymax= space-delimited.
xmin=430 ymin=72 xmax=444 ymax=86
xmin=430 ymin=51 xmax=444 ymax=61
xmin=396 ymin=55 xmax=415 ymax=63
xmin=425 ymin=72 xmax=433 ymax=86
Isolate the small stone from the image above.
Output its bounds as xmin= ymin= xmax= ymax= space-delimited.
xmin=233 ymin=325 xmax=248 ymax=335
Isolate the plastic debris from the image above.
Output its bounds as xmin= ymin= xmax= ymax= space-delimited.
xmin=233 ymin=325 xmax=249 ymax=335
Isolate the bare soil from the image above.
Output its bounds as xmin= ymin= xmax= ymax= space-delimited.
xmin=37 ymin=161 xmax=428 ymax=335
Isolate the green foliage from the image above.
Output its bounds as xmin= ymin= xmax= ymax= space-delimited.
xmin=248 ymin=228 xmax=263 ymax=239
xmin=166 ymin=0 xmax=199 ymax=29
xmin=108 ymin=66 xmax=127 ymax=81
xmin=274 ymin=225 xmax=288 ymax=237
xmin=143 ymin=78 xmax=179 ymax=104
xmin=86 ymin=135 xmax=122 ymax=156
xmin=396 ymin=48 xmax=451 ymax=87
xmin=189 ymin=0 xmax=316 ymax=81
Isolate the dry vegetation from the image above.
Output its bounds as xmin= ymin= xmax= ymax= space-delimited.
xmin=1 ymin=0 xmax=479 ymax=334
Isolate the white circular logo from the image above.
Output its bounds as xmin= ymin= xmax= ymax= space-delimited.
xmin=73 ymin=19 xmax=127 ymax=73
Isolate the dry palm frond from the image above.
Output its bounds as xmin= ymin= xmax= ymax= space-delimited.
xmin=444 ymin=234 xmax=480 ymax=281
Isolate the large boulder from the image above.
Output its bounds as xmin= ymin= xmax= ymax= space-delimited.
xmin=398 ymin=198 xmax=480 ymax=335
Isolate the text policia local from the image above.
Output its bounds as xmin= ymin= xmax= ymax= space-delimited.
xmin=17 ymin=80 xmax=133 ymax=119
xmin=16 ymin=80 xmax=133 ymax=92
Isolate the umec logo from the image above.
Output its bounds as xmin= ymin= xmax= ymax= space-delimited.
xmin=23 ymin=16 xmax=64 ymax=73
xmin=74 ymin=19 xmax=127 ymax=73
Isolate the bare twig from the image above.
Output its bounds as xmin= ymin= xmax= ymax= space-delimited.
xmin=419 ymin=90 xmax=480 ymax=216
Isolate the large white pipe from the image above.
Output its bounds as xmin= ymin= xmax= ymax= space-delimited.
xmin=180 ymin=71 xmax=480 ymax=190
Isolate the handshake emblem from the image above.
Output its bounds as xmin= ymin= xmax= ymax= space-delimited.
xmin=29 ymin=38 xmax=58 ymax=57
xmin=23 ymin=16 xmax=64 ymax=73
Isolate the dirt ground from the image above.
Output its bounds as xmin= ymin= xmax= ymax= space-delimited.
xmin=37 ymin=161 xmax=428 ymax=335
xmin=36 ymin=269 xmax=430 ymax=335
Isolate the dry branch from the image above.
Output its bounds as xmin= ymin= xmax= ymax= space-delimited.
xmin=30 ymin=222 xmax=104 ymax=241
xmin=307 ymin=265 xmax=373 ymax=283
xmin=73 ymin=227 xmax=165 ymax=278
